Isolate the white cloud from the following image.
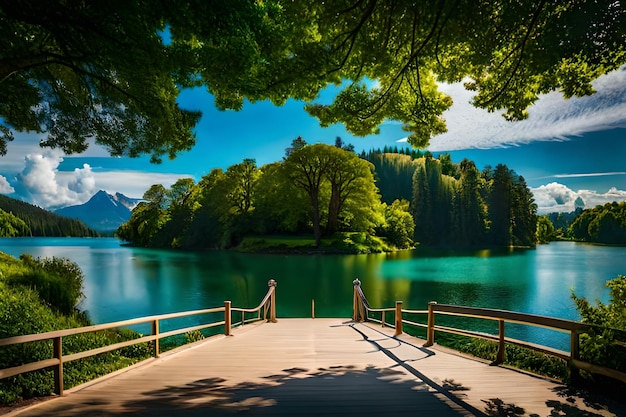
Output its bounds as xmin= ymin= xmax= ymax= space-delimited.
xmin=0 ymin=175 xmax=14 ymax=194
xmin=550 ymin=172 xmax=626 ymax=179
xmin=15 ymin=150 xmax=97 ymax=209
xmin=532 ymin=182 xmax=626 ymax=214
xmin=11 ymin=149 xmax=189 ymax=207
xmin=425 ymin=66 xmax=626 ymax=151
xmin=1 ymin=132 xmax=192 ymax=207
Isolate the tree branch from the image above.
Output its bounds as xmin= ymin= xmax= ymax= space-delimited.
xmin=475 ymin=0 xmax=549 ymax=108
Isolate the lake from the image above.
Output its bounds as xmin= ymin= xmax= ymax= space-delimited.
xmin=1 ymin=238 xmax=624 ymax=351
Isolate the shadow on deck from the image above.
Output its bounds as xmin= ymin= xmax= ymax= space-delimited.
xmin=5 ymin=319 xmax=626 ymax=417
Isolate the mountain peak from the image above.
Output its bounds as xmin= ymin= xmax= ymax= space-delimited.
xmin=54 ymin=190 xmax=140 ymax=233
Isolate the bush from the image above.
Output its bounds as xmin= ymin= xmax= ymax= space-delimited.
xmin=0 ymin=285 xmax=62 ymax=403
xmin=9 ymin=255 xmax=84 ymax=315
xmin=0 ymin=252 xmax=151 ymax=404
xmin=439 ymin=334 xmax=568 ymax=380
xmin=572 ymin=275 xmax=626 ymax=376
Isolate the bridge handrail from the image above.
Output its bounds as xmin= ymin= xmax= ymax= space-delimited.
xmin=352 ymin=278 xmax=626 ymax=384
xmin=0 ymin=279 xmax=278 ymax=397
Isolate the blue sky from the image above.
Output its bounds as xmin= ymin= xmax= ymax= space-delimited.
xmin=0 ymin=66 xmax=625 ymax=214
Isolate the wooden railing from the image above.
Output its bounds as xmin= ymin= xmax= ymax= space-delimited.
xmin=352 ymin=278 xmax=626 ymax=384
xmin=0 ymin=279 xmax=278 ymax=396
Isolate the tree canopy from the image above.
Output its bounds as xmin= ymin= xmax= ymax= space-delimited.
xmin=2 ymin=1 xmax=624 ymax=158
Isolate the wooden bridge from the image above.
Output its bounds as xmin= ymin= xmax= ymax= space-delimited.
xmin=2 ymin=280 xmax=626 ymax=416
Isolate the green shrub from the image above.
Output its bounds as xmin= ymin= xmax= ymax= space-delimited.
xmin=10 ymin=255 xmax=84 ymax=315
xmin=185 ymin=330 xmax=205 ymax=343
xmin=0 ymin=286 xmax=60 ymax=403
xmin=435 ymin=334 xmax=568 ymax=380
xmin=0 ymin=253 xmax=151 ymax=404
xmin=572 ymin=275 xmax=626 ymax=375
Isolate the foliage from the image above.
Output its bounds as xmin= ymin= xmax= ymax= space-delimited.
xmin=365 ymin=151 xmax=418 ymax=204
xmin=568 ymin=202 xmax=626 ymax=244
xmin=0 ymin=1 xmax=200 ymax=161
xmin=120 ymin=143 xmax=387 ymax=251
xmin=7 ymin=255 xmax=84 ymax=315
xmin=378 ymin=199 xmax=415 ymax=249
xmin=0 ymin=208 xmax=30 ymax=237
xmin=0 ymin=252 xmax=150 ymax=404
xmin=439 ymin=334 xmax=568 ymax=381
xmin=1 ymin=2 xmax=623 ymax=158
xmin=572 ymin=275 xmax=626 ymax=374
xmin=546 ymin=208 xmax=583 ymax=240
xmin=0 ymin=195 xmax=99 ymax=237
xmin=536 ymin=215 xmax=557 ymax=244
xmin=411 ymin=157 xmax=536 ymax=247
xmin=185 ymin=330 xmax=205 ymax=344
xmin=118 ymin=142 xmax=538 ymax=250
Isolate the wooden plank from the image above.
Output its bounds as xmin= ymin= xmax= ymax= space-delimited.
xmin=7 ymin=319 xmax=624 ymax=417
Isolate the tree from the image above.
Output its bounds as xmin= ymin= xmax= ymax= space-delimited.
xmin=0 ymin=209 xmax=30 ymax=237
xmin=572 ymin=275 xmax=626 ymax=374
xmin=284 ymin=143 xmax=383 ymax=245
xmin=116 ymin=184 xmax=168 ymax=246
xmin=412 ymin=155 xmax=454 ymax=245
xmin=283 ymin=144 xmax=333 ymax=246
xmin=365 ymin=152 xmax=417 ymax=204
xmin=162 ymin=178 xmax=198 ymax=248
xmin=187 ymin=168 xmax=230 ymax=248
xmin=225 ymin=159 xmax=259 ymax=214
xmin=569 ymin=202 xmax=626 ymax=244
xmin=454 ymin=159 xmax=487 ymax=245
xmin=536 ymin=215 xmax=556 ymax=244
xmin=488 ymin=164 xmax=514 ymax=246
xmin=284 ymin=136 xmax=307 ymax=158
xmin=325 ymin=147 xmax=376 ymax=234
xmin=510 ymin=176 xmax=537 ymax=247
xmin=253 ymin=162 xmax=309 ymax=235
xmin=379 ymin=199 xmax=415 ymax=249
xmin=2 ymin=1 xmax=623 ymax=158
xmin=0 ymin=1 xmax=201 ymax=161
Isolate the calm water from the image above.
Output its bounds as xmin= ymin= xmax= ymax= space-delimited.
xmin=1 ymin=238 xmax=624 ymax=350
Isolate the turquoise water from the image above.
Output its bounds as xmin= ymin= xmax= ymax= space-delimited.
xmin=1 ymin=238 xmax=624 ymax=350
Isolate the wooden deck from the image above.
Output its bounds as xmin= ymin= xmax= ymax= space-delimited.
xmin=6 ymin=318 xmax=625 ymax=417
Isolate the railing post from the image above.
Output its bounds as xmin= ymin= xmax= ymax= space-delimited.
xmin=268 ymin=279 xmax=277 ymax=323
xmin=53 ymin=336 xmax=63 ymax=396
xmin=352 ymin=278 xmax=365 ymax=322
xmin=394 ymin=301 xmax=403 ymax=336
xmin=224 ymin=301 xmax=232 ymax=336
xmin=493 ymin=320 xmax=505 ymax=365
xmin=424 ymin=301 xmax=437 ymax=347
xmin=570 ymin=328 xmax=581 ymax=384
xmin=152 ymin=319 xmax=160 ymax=357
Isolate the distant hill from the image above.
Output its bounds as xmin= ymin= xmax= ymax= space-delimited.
xmin=0 ymin=195 xmax=99 ymax=237
xmin=54 ymin=190 xmax=141 ymax=234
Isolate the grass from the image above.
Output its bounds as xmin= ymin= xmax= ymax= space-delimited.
xmin=235 ymin=232 xmax=391 ymax=254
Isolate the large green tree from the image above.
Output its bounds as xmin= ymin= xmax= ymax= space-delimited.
xmin=284 ymin=143 xmax=383 ymax=246
xmin=1 ymin=1 xmax=624 ymax=158
xmin=453 ymin=159 xmax=487 ymax=246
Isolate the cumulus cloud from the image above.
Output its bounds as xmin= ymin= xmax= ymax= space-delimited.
xmin=15 ymin=150 xmax=97 ymax=209
xmin=0 ymin=175 xmax=14 ymax=194
xmin=532 ymin=182 xmax=626 ymax=214
xmin=420 ymin=66 xmax=626 ymax=151
xmin=9 ymin=148 xmax=190 ymax=207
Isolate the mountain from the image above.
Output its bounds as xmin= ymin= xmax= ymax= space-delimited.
xmin=54 ymin=190 xmax=141 ymax=234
